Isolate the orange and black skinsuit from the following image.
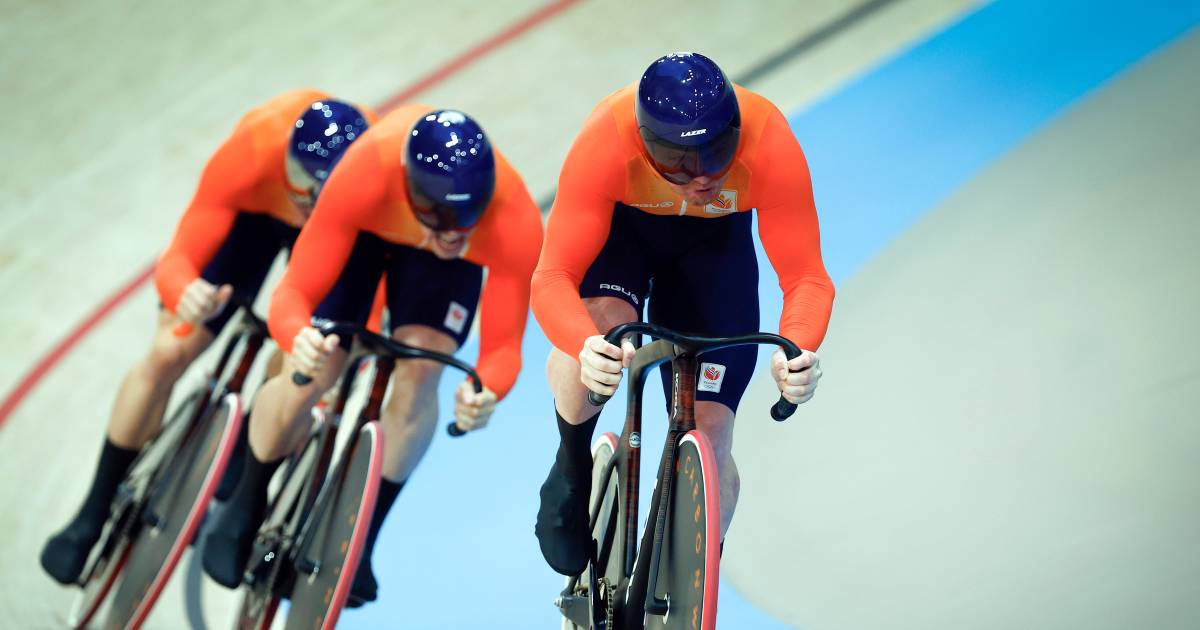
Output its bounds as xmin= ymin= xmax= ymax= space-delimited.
xmin=203 ymin=105 xmax=543 ymax=605
xmin=155 ymin=89 xmax=378 ymax=334
xmin=532 ymin=83 xmax=835 ymax=411
xmin=39 ymin=90 xmax=378 ymax=590
xmin=268 ymin=103 xmax=544 ymax=401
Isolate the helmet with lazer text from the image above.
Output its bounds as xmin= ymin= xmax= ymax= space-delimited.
xmin=636 ymin=52 xmax=741 ymax=185
xmin=285 ymin=99 xmax=369 ymax=208
xmin=405 ymin=109 xmax=496 ymax=232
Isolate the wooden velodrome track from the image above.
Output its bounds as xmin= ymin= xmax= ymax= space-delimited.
xmin=14 ymin=1 xmax=1198 ymax=629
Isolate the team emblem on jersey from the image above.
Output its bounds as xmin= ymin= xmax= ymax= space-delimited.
xmin=698 ymin=362 xmax=726 ymax=393
xmin=704 ymin=190 xmax=737 ymax=214
xmin=444 ymin=301 xmax=469 ymax=334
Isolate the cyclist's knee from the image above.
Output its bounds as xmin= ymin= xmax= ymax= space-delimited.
xmin=390 ymin=324 xmax=455 ymax=387
xmin=143 ymin=337 xmax=198 ymax=383
xmin=390 ymin=352 xmax=446 ymax=385
xmin=582 ymin=296 xmax=638 ymax=333
xmin=695 ymin=401 xmax=736 ymax=459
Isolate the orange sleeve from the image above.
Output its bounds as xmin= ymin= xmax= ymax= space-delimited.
xmin=471 ymin=182 xmax=544 ymax=400
xmin=154 ymin=127 xmax=261 ymax=311
xmin=754 ymin=109 xmax=835 ymax=351
xmin=530 ymin=106 xmax=627 ymax=356
xmin=268 ymin=136 xmax=387 ymax=352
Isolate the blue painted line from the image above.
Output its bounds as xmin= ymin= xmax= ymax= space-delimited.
xmin=342 ymin=1 xmax=1200 ymax=628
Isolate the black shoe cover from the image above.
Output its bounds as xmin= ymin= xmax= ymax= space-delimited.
xmin=535 ymin=459 xmax=592 ymax=576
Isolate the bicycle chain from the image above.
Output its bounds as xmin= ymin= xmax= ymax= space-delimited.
xmin=600 ymin=577 xmax=614 ymax=628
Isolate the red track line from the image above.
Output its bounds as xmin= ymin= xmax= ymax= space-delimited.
xmin=0 ymin=0 xmax=582 ymax=431
xmin=377 ymin=0 xmax=582 ymax=114
xmin=0 ymin=265 xmax=155 ymax=425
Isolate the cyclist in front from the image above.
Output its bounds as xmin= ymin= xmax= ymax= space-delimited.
xmin=201 ymin=107 xmax=543 ymax=607
xmin=39 ymin=91 xmax=374 ymax=585
xmin=531 ymin=52 xmax=835 ymax=576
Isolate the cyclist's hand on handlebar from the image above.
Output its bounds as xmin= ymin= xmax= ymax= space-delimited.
xmin=453 ymin=382 xmax=497 ymax=432
xmin=177 ymin=280 xmax=232 ymax=325
xmin=578 ymin=334 xmax=636 ymax=397
xmin=291 ymin=326 xmax=340 ymax=382
xmin=772 ymin=348 xmax=822 ymax=405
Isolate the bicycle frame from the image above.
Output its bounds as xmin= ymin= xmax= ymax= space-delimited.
xmin=69 ymin=302 xmax=276 ymax=629
xmin=141 ymin=304 xmax=271 ymax=523
xmin=293 ymin=353 xmax=393 ymax=576
xmin=570 ymin=338 xmax=693 ymax=624
xmin=247 ymin=320 xmax=482 ymax=589
xmin=563 ymin=321 xmax=803 ymax=628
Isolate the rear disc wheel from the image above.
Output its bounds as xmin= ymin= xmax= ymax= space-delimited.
xmin=104 ymin=394 xmax=242 ymax=629
xmin=281 ymin=422 xmax=383 ymax=630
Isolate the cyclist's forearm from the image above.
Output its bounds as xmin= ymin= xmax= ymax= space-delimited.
xmin=474 ymin=346 xmax=520 ymax=401
xmin=476 ymin=264 xmax=536 ymax=400
xmin=154 ymin=204 xmax=238 ymax=311
xmin=268 ymin=284 xmax=317 ymax=354
xmin=778 ymin=276 xmax=835 ymax=351
xmin=531 ymin=268 xmax=598 ymax=357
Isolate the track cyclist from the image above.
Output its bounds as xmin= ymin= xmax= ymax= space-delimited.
xmin=201 ymin=107 xmax=544 ymax=608
xmin=531 ymin=52 xmax=836 ymax=575
xmin=39 ymin=90 xmax=374 ymax=585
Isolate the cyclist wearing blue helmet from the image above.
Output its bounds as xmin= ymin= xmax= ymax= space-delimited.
xmin=531 ymin=53 xmax=836 ymax=575
xmin=40 ymin=90 xmax=374 ymax=585
xmin=203 ymin=106 xmax=543 ymax=607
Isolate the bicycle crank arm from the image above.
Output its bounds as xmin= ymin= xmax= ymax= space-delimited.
xmin=556 ymin=591 xmax=591 ymax=628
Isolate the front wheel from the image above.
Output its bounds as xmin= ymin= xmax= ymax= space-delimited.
xmin=67 ymin=387 xmax=208 ymax=629
xmin=563 ymin=432 xmax=623 ymax=630
xmin=282 ymin=421 xmax=383 ymax=630
xmin=104 ymin=394 xmax=243 ymax=630
xmin=646 ymin=431 xmax=720 ymax=630
xmin=67 ymin=512 xmax=134 ymax=629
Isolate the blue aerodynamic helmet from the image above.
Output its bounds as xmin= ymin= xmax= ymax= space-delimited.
xmin=286 ymin=99 xmax=369 ymax=206
xmin=404 ymin=109 xmax=496 ymax=233
xmin=636 ymin=52 xmax=741 ymax=184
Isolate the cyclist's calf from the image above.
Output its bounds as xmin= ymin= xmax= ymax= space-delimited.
xmin=108 ymin=315 xmax=214 ymax=447
xmin=546 ymin=296 xmax=637 ymax=423
xmin=694 ymin=399 xmax=740 ymax=537
xmin=378 ymin=325 xmax=456 ymax=480
xmin=248 ymin=349 xmax=347 ymax=461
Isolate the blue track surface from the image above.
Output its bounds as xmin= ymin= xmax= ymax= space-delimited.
xmin=340 ymin=1 xmax=1200 ymax=626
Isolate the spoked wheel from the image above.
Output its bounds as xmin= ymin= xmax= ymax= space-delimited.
xmin=563 ymin=432 xmax=623 ymax=630
xmin=103 ymin=394 xmax=243 ymax=630
xmin=646 ymin=431 xmax=720 ymax=630
xmin=235 ymin=419 xmax=325 ymax=630
xmin=67 ymin=388 xmax=208 ymax=629
xmin=280 ymin=422 xmax=383 ymax=630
